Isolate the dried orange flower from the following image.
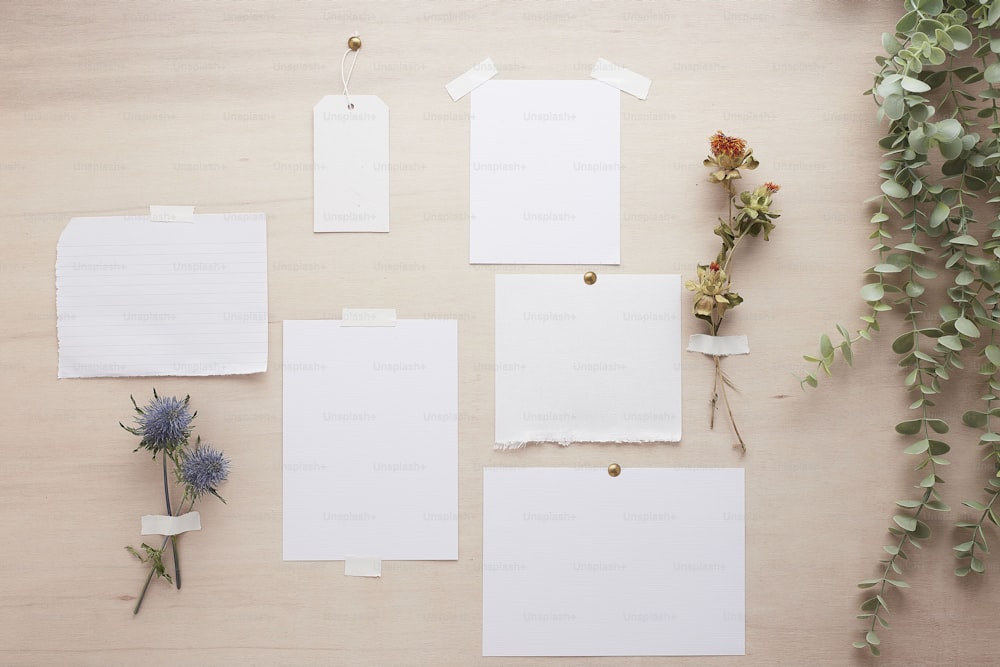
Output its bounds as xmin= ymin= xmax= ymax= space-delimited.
xmin=710 ymin=131 xmax=748 ymax=159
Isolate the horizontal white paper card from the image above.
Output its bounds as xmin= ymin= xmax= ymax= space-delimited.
xmin=283 ymin=320 xmax=458 ymax=561
xmin=56 ymin=213 xmax=267 ymax=378
xmin=470 ymin=80 xmax=620 ymax=264
xmin=495 ymin=274 xmax=681 ymax=446
xmin=483 ymin=467 xmax=745 ymax=656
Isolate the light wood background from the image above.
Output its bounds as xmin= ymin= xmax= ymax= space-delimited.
xmin=2 ymin=1 xmax=997 ymax=665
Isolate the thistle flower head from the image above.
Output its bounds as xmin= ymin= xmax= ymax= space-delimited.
xmin=704 ymin=130 xmax=758 ymax=183
xmin=180 ymin=445 xmax=230 ymax=501
xmin=123 ymin=390 xmax=194 ymax=455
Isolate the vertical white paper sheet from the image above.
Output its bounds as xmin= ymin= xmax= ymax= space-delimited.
xmin=282 ymin=319 xmax=458 ymax=561
xmin=314 ymin=95 xmax=390 ymax=232
xmin=55 ymin=213 xmax=268 ymax=378
xmin=469 ymin=80 xmax=620 ymax=264
xmin=483 ymin=467 xmax=745 ymax=657
xmin=495 ymin=274 xmax=681 ymax=446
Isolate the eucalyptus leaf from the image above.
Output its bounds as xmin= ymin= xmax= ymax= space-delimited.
xmin=938 ymin=335 xmax=963 ymax=351
xmin=986 ymin=61 xmax=1000 ymax=84
xmin=986 ymin=344 xmax=1000 ymax=366
xmin=954 ymin=317 xmax=980 ymax=337
xmin=904 ymin=439 xmax=930 ymax=455
xmin=880 ymin=179 xmax=910 ymax=199
xmin=861 ymin=283 xmax=885 ymax=301
xmin=963 ymin=411 xmax=989 ymax=428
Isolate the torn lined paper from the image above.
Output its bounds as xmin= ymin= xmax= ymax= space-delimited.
xmin=55 ymin=213 xmax=268 ymax=378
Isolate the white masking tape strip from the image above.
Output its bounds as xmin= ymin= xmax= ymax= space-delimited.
xmin=141 ymin=511 xmax=201 ymax=536
xmin=446 ymin=58 xmax=498 ymax=101
xmin=687 ymin=334 xmax=750 ymax=357
xmin=345 ymin=556 xmax=382 ymax=577
xmin=341 ymin=308 xmax=397 ymax=327
xmin=590 ymin=58 xmax=651 ymax=100
xmin=149 ymin=205 xmax=196 ymax=223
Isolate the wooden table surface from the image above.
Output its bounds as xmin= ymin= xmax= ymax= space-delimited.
xmin=2 ymin=1 xmax=997 ymax=665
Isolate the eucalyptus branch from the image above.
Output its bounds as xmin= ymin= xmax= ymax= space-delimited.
xmin=801 ymin=0 xmax=1000 ymax=656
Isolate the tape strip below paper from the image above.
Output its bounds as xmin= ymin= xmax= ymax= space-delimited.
xmin=446 ymin=58 xmax=497 ymax=101
xmin=341 ymin=308 xmax=397 ymax=327
xmin=141 ymin=511 xmax=201 ymax=536
xmin=345 ymin=556 xmax=382 ymax=577
xmin=149 ymin=205 xmax=196 ymax=223
xmin=591 ymin=58 xmax=651 ymax=100
xmin=687 ymin=334 xmax=750 ymax=356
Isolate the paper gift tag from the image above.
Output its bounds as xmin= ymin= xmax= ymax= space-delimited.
xmin=313 ymin=95 xmax=389 ymax=232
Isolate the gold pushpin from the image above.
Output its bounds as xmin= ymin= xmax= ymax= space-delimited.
xmin=583 ymin=271 xmax=597 ymax=285
xmin=608 ymin=463 xmax=621 ymax=477
xmin=348 ymin=35 xmax=362 ymax=51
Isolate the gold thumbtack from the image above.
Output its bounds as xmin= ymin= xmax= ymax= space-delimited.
xmin=583 ymin=271 xmax=597 ymax=285
xmin=348 ymin=35 xmax=362 ymax=51
xmin=608 ymin=463 xmax=621 ymax=477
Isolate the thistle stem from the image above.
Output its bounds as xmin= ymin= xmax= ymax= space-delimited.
xmin=131 ymin=496 xmax=191 ymax=615
xmin=161 ymin=455 xmax=181 ymax=589
xmin=133 ymin=534 xmax=169 ymax=615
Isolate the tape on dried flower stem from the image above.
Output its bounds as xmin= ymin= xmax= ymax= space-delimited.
xmin=140 ymin=511 xmax=201 ymax=536
xmin=687 ymin=334 xmax=750 ymax=357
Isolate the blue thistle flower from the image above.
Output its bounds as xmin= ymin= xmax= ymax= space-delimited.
xmin=180 ymin=446 xmax=230 ymax=501
xmin=122 ymin=390 xmax=194 ymax=455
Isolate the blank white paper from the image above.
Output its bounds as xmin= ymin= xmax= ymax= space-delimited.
xmin=282 ymin=320 xmax=458 ymax=561
xmin=55 ymin=213 xmax=267 ymax=378
xmin=313 ymin=94 xmax=390 ymax=232
xmin=470 ymin=80 xmax=620 ymax=264
xmin=495 ymin=274 xmax=681 ymax=446
xmin=483 ymin=467 xmax=745 ymax=657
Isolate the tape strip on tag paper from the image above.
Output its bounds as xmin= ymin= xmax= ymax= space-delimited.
xmin=687 ymin=334 xmax=750 ymax=356
xmin=140 ymin=511 xmax=202 ymax=536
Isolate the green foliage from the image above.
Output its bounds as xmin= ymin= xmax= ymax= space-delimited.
xmin=800 ymin=0 xmax=1000 ymax=655
xmin=125 ymin=543 xmax=173 ymax=585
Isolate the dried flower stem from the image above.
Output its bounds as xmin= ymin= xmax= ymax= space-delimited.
xmin=161 ymin=455 xmax=181 ymax=590
xmin=132 ymin=496 xmax=193 ymax=615
xmin=686 ymin=131 xmax=781 ymax=451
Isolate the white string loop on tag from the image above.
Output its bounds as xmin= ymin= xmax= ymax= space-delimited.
xmin=341 ymin=34 xmax=361 ymax=109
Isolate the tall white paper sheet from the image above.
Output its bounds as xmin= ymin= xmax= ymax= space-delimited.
xmin=494 ymin=274 xmax=681 ymax=446
xmin=282 ymin=319 xmax=458 ymax=561
xmin=55 ymin=213 xmax=268 ymax=378
xmin=483 ymin=467 xmax=745 ymax=657
xmin=470 ymin=80 xmax=620 ymax=264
